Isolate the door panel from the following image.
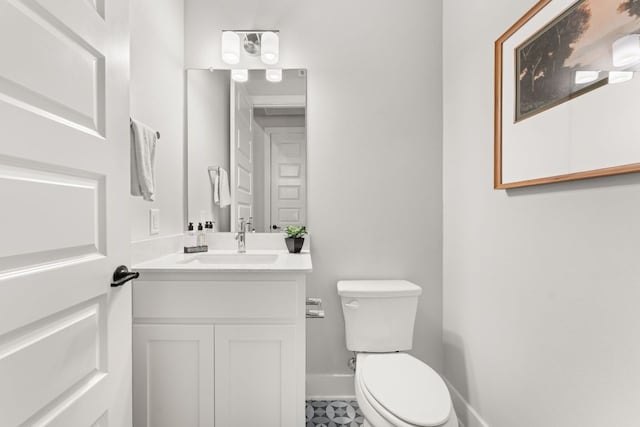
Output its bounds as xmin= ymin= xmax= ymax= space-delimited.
xmin=0 ymin=300 xmax=105 ymax=427
xmin=0 ymin=160 xmax=104 ymax=271
xmin=0 ymin=0 xmax=106 ymax=135
xmin=0 ymin=0 xmax=131 ymax=425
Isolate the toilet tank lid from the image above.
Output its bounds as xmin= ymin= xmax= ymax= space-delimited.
xmin=337 ymin=280 xmax=422 ymax=297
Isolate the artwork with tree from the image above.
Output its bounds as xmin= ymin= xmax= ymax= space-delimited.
xmin=516 ymin=0 xmax=640 ymax=122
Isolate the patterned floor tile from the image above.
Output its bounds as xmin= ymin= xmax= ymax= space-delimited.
xmin=305 ymin=400 xmax=364 ymax=427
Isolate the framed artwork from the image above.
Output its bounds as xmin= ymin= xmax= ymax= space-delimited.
xmin=495 ymin=0 xmax=640 ymax=189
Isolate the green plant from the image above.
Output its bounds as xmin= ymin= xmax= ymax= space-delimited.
xmin=285 ymin=225 xmax=307 ymax=239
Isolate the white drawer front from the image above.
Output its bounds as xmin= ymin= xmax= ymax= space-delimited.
xmin=133 ymin=280 xmax=299 ymax=321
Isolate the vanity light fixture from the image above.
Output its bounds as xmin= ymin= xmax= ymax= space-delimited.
xmin=266 ymin=69 xmax=282 ymax=82
xmin=608 ymin=70 xmax=634 ymax=84
xmin=231 ymin=69 xmax=249 ymax=82
xmin=612 ymin=34 xmax=640 ymax=67
xmin=574 ymin=70 xmax=600 ymax=85
xmin=260 ymin=31 xmax=279 ymax=65
xmin=221 ymin=31 xmax=241 ymax=64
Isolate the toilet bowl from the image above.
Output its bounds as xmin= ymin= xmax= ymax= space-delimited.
xmin=354 ymin=353 xmax=458 ymax=427
xmin=337 ymin=280 xmax=458 ymax=427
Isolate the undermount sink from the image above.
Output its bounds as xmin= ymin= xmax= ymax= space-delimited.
xmin=179 ymin=253 xmax=279 ymax=265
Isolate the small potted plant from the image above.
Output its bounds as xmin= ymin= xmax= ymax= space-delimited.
xmin=284 ymin=225 xmax=307 ymax=253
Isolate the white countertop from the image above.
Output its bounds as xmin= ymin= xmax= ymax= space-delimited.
xmin=133 ymin=249 xmax=313 ymax=273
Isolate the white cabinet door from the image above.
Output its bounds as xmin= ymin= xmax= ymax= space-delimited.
xmin=0 ymin=1 xmax=131 ymax=426
xmin=133 ymin=325 xmax=215 ymax=427
xmin=214 ymin=325 xmax=296 ymax=427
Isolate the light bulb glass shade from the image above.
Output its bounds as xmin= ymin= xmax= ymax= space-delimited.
xmin=231 ymin=69 xmax=248 ymax=82
xmin=261 ymin=31 xmax=279 ymax=64
xmin=221 ymin=31 xmax=240 ymax=64
xmin=574 ymin=70 xmax=599 ymax=85
xmin=608 ymin=70 xmax=634 ymax=84
xmin=612 ymin=34 xmax=640 ymax=67
xmin=265 ymin=69 xmax=282 ymax=82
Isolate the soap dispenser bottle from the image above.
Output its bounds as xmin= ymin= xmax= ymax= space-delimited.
xmin=197 ymin=222 xmax=206 ymax=246
xmin=185 ymin=222 xmax=196 ymax=247
xmin=206 ymin=220 xmax=215 ymax=235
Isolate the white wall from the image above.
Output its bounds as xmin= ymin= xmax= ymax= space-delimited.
xmin=186 ymin=70 xmax=231 ymax=232
xmin=186 ymin=0 xmax=444 ymax=380
xmin=443 ymin=1 xmax=640 ymax=426
xmin=130 ymin=0 xmax=184 ymax=242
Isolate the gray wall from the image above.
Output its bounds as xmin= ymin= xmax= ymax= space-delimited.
xmin=186 ymin=0 xmax=444 ymax=378
xmin=443 ymin=1 xmax=640 ymax=426
xmin=130 ymin=0 xmax=184 ymax=242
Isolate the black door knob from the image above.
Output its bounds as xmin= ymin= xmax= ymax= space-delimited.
xmin=111 ymin=265 xmax=140 ymax=287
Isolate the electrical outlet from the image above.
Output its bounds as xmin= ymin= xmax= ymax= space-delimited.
xmin=149 ymin=209 xmax=160 ymax=235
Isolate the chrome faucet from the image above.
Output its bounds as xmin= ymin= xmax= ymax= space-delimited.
xmin=235 ymin=218 xmax=247 ymax=253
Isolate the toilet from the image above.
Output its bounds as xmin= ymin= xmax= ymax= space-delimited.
xmin=338 ymin=280 xmax=458 ymax=427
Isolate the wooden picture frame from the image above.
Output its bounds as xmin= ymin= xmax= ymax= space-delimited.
xmin=494 ymin=0 xmax=640 ymax=189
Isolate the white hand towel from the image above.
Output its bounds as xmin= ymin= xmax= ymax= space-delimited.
xmin=130 ymin=119 xmax=158 ymax=201
xmin=210 ymin=167 xmax=231 ymax=208
xmin=209 ymin=168 xmax=219 ymax=204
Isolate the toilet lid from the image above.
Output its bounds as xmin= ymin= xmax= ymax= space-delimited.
xmin=360 ymin=353 xmax=451 ymax=427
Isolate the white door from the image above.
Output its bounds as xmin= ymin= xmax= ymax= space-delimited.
xmin=133 ymin=325 xmax=215 ymax=427
xmin=229 ymin=81 xmax=254 ymax=230
xmin=0 ymin=1 xmax=132 ymax=426
xmin=269 ymin=129 xmax=306 ymax=231
xmin=214 ymin=324 xmax=296 ymax=427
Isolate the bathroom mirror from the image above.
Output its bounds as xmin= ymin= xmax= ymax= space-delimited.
xmin=186 ymin=69 xmax=307 ymax=233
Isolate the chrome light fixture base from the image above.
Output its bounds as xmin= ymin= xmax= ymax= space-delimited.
xmin=242 ymin=33 xmax=261 ymax=56
xmin=221 ymin=30 xmax=280 ymax=65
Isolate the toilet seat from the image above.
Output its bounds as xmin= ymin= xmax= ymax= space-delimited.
xmin=357 ymin=353 xmax=452 ymax=427
xmin=357 ymin=371 xmax=418 ymax=427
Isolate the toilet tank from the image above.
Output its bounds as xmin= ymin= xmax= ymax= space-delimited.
xmin=337 ymin=280 xmax=422 ymax=352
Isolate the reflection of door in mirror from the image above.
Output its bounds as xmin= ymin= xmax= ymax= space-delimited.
xmin=269 ymin=129 xmax=306 ymax=232
xmin=230 ymin=81 xmax=254 ymax=230
xmin=232 ymin=70 xmax=306 ymax=233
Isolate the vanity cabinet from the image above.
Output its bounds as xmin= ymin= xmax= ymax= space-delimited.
xmin=131 ymin=272 xmax=306 ymax=427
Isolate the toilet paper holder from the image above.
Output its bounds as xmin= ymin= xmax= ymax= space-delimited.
xmin=306 ymin=297 xmax=325 ymax=319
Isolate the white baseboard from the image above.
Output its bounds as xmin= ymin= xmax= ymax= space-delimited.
xmin=445 ymin=379 xmax=490 ymax=427
xmin=306 ymin=374 xmax=355 ymax=400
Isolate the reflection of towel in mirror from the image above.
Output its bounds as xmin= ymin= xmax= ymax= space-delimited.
xmin=130 ymin=119 xmax=158 ymax=201
xmin=210 ymin=167 xmax=231 ymax=208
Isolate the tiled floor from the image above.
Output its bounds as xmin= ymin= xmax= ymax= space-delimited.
xmin=305 ymin=400 xmax=364 ymax=427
